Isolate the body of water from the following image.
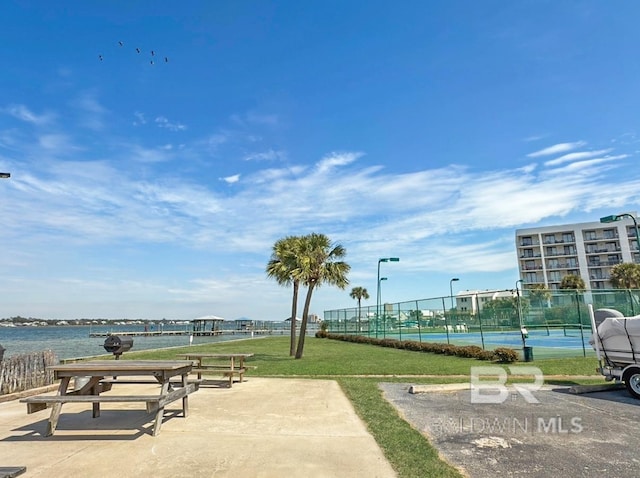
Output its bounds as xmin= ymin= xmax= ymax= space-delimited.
xmin=0 ymin=324 xmax=273 ymax=360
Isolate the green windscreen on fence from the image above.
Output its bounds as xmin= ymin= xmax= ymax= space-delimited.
xmin=324 ymin=289 xmax=640 ymax=359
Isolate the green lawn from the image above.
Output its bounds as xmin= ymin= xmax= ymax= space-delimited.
xmin=127 ymin=336 xmax=602 ymax=478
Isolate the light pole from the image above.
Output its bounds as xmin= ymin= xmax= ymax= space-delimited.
xmin=449 ymin=278 xmax=459 ymax=310
xmin=376 ymin=257 xmax=399 ymax=338
xmin=601 ymin=213 xmax=640 ymax=263
xmin=515 ymin=279 xmax=524 ymax=334
xmin=379 ymin=277 xmax=387 ymax=337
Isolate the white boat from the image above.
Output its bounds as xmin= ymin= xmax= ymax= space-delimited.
xmin=589 ymin=306 xmax=640 ymax=399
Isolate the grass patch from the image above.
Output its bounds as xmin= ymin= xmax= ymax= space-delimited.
xmin=338 ymin=377 xmax=463 ymax=478
xmin=126 ymin=336 xmax=601 ymax=477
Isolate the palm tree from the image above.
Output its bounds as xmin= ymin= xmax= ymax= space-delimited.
xmin=295 ymin=233 xmax=350 ymax=359
xmin=528 ymin=284 xmax=552 ymax=308
xmin=266 ymin=235 xmax=304 ymax=356
xmin=349 ymin=286 xmax=369 ymax=333
xmin=559 ymin=274 xmax=586 ymax=291
xmin=610 ymin=263 xmax=640 ymax=289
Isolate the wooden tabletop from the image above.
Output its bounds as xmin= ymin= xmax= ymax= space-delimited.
xmin=48 ymin=360 xmax=194 ymax=376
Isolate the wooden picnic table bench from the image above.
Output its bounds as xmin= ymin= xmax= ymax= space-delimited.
xmin=20 ymin=360 xmax=195 ymax=436
xmin=177 ymin=353 xmax=254 ymax=387
xmin=0 ymin=467 xmax=26 ymax=478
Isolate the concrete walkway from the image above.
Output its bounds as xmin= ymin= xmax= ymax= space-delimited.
xmin=0 ymin=378 xmax=396 ymax=477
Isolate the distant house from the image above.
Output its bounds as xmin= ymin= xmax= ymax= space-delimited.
xmin=454 ymin=289 xmax=517 ymax=315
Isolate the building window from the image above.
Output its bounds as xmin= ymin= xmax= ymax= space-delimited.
xmin=562 ymin=233 xmax=574 ymax=242
xmin=603 ymin=229 xmax=616 ymax=239
xmin=521 ymin=236 xmax=533 ymax=246
xmin=544 ymin=234 xmax=556 ymax=244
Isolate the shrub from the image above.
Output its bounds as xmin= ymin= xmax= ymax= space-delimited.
xmin=456 ymin=345 xmax=484 ymax=359
xmin=477 ymin=350 xmax=497 ymax=361
xmin=321 ymin=334 xmax=518 ymax=363
xmin=493 ymin=347 xmax=519 ymax=363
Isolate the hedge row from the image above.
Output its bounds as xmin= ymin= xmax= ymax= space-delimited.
xmin=316 ymin=331 xmax=520 ymax=363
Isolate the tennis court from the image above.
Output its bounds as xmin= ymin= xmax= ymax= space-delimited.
xmin=394 ymin=325 xmax=596 ymax=358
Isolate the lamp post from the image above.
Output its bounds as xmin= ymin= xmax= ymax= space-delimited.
xmin=600 ymin=213 xmax=640 ymax=263
xmin=379 ymin=277 xmax=387 ymax=337
xmin=515 ymin=279 xmax=524 ymax=337
xmin=376 ymin=257 xmax=399 ymax=338
xmin=449 ymin=278 xmax=459 ymax=310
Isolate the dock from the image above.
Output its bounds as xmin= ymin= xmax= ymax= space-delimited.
xmin=88 ymin=329 xmax=272 ymax=338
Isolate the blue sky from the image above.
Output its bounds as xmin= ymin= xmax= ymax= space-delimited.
xmin=1 ymin=1 xmax=640 ymax=321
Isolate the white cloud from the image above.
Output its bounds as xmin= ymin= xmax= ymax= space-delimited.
xmin=222 ymin=174 xmax=240 ymax=184
xmin=4 ymin=104 xmax=53 ymax=125
xmin=316 ymin=151 xmax=363 ymax=173
xmin=527 ymin=141 xmax=587 ymax=158
xmin=155 ymin=116 xmax=187 ymax=131
xmin=72 ymin=92 xmax=108 ymax=130
xmin=243 ymin=149 xmax=286 ymax=162
xmin=544 ymin=149 xmax=613 ymax=167
xmin=545 ymin=154 xmax=628 ymax=173
xmin=133 ymin=111 xmax=147 ymax=125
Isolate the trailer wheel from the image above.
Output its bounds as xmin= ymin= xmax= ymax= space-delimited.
xmin=623 ymin=367 xmax=640 ymax=399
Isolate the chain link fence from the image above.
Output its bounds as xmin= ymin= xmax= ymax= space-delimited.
xmin=324 ymin=289 xmax=640 ymax=359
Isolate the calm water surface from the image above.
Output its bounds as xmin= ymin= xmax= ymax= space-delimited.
xmin=0 ymin=324 xmax=267 ymax=360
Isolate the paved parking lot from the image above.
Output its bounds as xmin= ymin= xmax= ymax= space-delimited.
xmin=381 ymin=382 xmax=640 ymax=478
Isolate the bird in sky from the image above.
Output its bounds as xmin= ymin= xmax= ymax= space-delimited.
xmin=98 ymin=42 xmax=168 ymax=65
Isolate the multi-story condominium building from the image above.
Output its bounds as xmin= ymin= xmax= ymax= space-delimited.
xmin=515 ymin=215 xmax=639 ymax=291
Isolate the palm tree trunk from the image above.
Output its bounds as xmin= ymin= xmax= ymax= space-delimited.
xmin=290 ymin=281 xmax=299 ymax=356
xmin=295 ymin=283 xmax=316 ymax=359
xmin=357 ymin=298 xmax=362 ymax=333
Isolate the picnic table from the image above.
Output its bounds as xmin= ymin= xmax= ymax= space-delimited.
xmin=21 ymin=360 xmax=196 ymax=436
xmin=177 ymin=353 xmax=254 ymax=387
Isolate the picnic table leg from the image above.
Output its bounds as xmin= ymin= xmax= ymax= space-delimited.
xmin=152 ymin=381 xmax=170 ymax=436
xmin=46 ymin=377 xmax=71 ymax=436
xmin=180 ymin=373 xmax=189 ymax=417
xmin=196 ymin=358 xmax=203 ymax=380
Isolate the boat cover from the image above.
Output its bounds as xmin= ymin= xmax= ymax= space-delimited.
xmin=591 ymin=315 xmax=640 ymax=366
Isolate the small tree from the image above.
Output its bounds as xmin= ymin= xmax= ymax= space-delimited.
xmin=610 ymin=263 xmax=640 ymax=289
xmin=349 ymin=287 xmax=369 ymax=332
xmin=559 ymin=274 xmax=585 ymax=291
xmin=528 ymin=284 xmax=552 ymax=306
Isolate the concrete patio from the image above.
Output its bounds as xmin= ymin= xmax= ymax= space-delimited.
xmin=0 ymin=377 xmax=396 ymax=477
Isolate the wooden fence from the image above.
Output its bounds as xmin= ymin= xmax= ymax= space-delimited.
xmin=0 ymin=350 xmax=58 ymax=395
